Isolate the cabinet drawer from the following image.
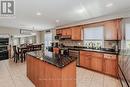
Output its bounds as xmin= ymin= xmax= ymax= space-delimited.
xmin=104 ymin=54 xmax=117 ymax=59
xmin=80 ymin=51 xmax=92 ymax=55
xmin=92 ymin=52 xmax=103 ymax=58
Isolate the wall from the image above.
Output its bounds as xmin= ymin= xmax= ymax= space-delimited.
xmin=0 ymin=26 xmax=41 ymax=44
xmin=39 ymin=29 xmax=56 ymax=44
xmin=39 ymin=31 xmax=45 ymax=43
xmin=0 ymin=26 xmax=20 ymax=35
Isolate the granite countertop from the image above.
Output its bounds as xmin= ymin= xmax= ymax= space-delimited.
xmin=27 ymin=51 xmax=77 ymax=68
xmin=68 ymin=48 xmax=119 ymax=55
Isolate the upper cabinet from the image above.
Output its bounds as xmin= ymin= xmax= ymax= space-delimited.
xmin=62 ymin=28 xmax=72 ymax=36
xmin=56 ymin=29 xmax=62 ymax=35
xmin=56 ymin=19 xmax=122 ymax=41
xmin=56 ymin=26 xmax=83 ymax=41
xmin=71 ymin=26 xmax=83 ymax=41
xmin=104 ymin=19 xmax=122 ymax=40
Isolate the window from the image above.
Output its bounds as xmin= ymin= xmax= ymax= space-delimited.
xmin=84 ymin=26 xmax=104 ymax=47
xmin=20 ymin=37 xmax=25 ymax=44
xmin=44 ymin=33 xmax=52 ymax=50
xmin=13 ymin=38 xmax=19 ymax=45
xmin=28 ymin=37 xmax=33 ymax=44
xmin=125 ymin=23 xmax=130 ymax=49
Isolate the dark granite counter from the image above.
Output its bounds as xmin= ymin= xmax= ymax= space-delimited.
xmin=27 ymin=50 xmax=77 ymax=68
xmin=68 ymin=48 xmax=118 ymax=55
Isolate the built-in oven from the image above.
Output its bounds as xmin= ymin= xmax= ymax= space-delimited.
xmin=69 ymin=50 xmax=80 ymax=66
xmin=0 ymin=46 xmax=8 ymax=60
xmin=0 ymin=38 xmax=9 ymax=45
xmin=0 ymin=38 xmax=9 ymax=60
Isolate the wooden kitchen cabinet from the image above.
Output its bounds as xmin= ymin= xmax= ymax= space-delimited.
xmin=80 ymin=50 xmax=118 ymax=77
xmin=71 ymin=26 xmax=83 ymax=40
xmin=38 ymin=60 xmax=46 ymax=87
xmin=104 ymin=20 xmax=118 ymax=40
xmin=27 ymin=55 xmax=31 ymax=79
xmin=27 ymin=55 xmax=40 ymax=87
xmin=116 ymin=19 xmax=122 ymax=40
xmin=27 ymin=54 xmax=76 ymax=87
xmin=91 ymin=52 xmax=103 ymax=72
xmin=56 ymin=29 xmax=62 ymax=35
xmin=62 ymin=28 xmax=72 ymax=36
xmin=80 ymin=51 xmax=92 ymax=69
xmin=103 ymin=54 xmax=118 ymax=77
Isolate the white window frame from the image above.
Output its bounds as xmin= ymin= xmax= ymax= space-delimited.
xmin=83 ymin=26 xmax=104 ymax=47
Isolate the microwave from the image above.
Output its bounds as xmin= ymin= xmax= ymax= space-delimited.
xmin=55 ymin=36 xmax=60 ymax=40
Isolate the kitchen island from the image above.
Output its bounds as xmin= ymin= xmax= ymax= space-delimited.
xmin=26 ymin=50 xmax=77 ymax=87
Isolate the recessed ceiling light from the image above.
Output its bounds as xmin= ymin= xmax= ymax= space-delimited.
xmin=77 ymin=8 xmax=86 ymax=13
xmin=36 ymin=12 xmax=42 ymax=16
xmin=106 ymin=3 xmax=113 ymax=7
xmin=56 ymin=20 xmax=60 ymax=23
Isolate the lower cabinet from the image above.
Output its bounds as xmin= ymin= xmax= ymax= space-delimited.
xmin=27 ymin=55 xmax=76 ymax=87
xmin=80 ymin=51 xmax=91 ymax=69
xmin=91 ymin=53 xmax=103 ymax=72
xmin=103 ymin=54 xmax=118 ymax=77
xmin=27 ymin=55 xmax=40 ymax=87
xmin=80 ymin=51 xmax=118 ymax=77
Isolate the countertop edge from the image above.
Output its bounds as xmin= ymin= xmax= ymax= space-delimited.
xmin=26 ymin=52 xmax=77 ymax=69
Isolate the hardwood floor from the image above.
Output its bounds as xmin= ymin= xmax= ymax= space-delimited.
xmin=0 ymin=59 xmax=121 ymax=87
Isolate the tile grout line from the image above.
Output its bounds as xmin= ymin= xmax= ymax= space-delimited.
xmin=103 ymin=74 xmax=105 ymax=87
xmin=5 ymin=60 xmax=17 ymax=87
xmin=8 ymin=60 xmax=28 ymax=87
xmin=88 ymin=72 xmax=95 ymax=87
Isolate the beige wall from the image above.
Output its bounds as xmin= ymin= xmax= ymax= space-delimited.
xmin=0 ymin=26 xmax=20 ymax=35
xmin=0 ymin=26 xmax=41 ymax=44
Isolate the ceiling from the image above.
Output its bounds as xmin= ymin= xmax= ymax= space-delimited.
xmin=0 ymin=0 xmax=130 ymax=31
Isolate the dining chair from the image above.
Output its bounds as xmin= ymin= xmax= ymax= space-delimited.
xmin=13 ymin=46 xmax=19 ymax=63
xmin=21 ymin=48 xmax=27 ymax=62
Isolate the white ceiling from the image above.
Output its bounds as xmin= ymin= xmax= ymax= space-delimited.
xmin=0 ymin=0 xmax=130 ymax=31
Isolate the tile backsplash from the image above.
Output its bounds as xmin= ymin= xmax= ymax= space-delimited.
xmin=59 ymin=40 xmax=83 ymax=46
xmin=58 ymin=40 xmax=118 ymax=48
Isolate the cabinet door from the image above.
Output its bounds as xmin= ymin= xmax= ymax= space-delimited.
xmin=80 ymin=51 xmax=91 ymax=69
xmin=38 ymin=61 xmax=46 ymax=87
xmin=66 ymin=28 xmax=72 ymax=36
xmin=56 ymin=29 xmax=62 ymax=35
xmin=45 ymin=63 xmax=62 ymax=87
xmin=62 ymin=29 xmax=67 ymax=35
xmin=104 ymin=20 xmax=117 ymax=40
xmin=91 ymin=53 xmax=103 ymax=72
xmin=103 ymin=54 xmax=118 ymax=77
xmin=27 ymin=55 xmax=31 ymax=79
xmin=80 ymin=54 xmax=85 ymax=67
xmin=71 ymin=26 xmax=83 ymax=40
xmin=84 ymin=55 xmax=91 ymax=69
xmin=62 ymin=28 xmax=72 ymax=36
xmin=33 ymin=58 xmax=40 ymax=87
xmin=116 ymin=19 xmax=122 ymax=40
xmin=30 ymin=57 xmax=34 ymax=82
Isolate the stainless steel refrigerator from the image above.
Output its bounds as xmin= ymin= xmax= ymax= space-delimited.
xmin=118 ymin=20 xmax=130 ymax=87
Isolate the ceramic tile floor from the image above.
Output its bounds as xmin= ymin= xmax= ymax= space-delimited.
xmin=0 ymin=59 xmax=122 ymax=87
